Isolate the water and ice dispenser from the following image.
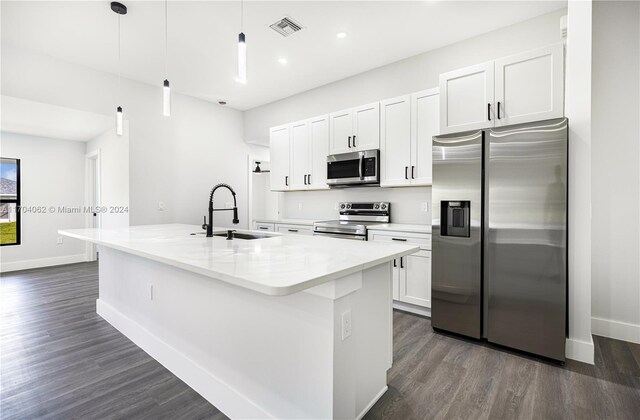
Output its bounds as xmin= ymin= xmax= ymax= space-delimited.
xmin=440 ymin=201 xmax=470 ymax=238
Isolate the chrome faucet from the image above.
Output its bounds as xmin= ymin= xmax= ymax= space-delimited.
xmin=202 ymin=183 xmax=239 ymax=237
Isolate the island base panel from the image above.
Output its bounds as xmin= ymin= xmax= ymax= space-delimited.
xmin=96 ymin=247 xmax=392 ymax=419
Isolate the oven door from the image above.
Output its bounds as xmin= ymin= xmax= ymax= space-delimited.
xmin=326 ymin=150 xmax=379 ymax=186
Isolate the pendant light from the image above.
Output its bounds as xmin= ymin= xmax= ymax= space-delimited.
xmin=237 ymin=0 xmax=247 ymax=84
xmin=162 ymin=0 xmax=171 ymax=116
xmin=111 ymin=2 xmax=127 ymax=136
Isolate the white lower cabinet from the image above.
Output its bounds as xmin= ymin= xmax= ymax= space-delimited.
xmin=254 ymin=222 xmax=275 ymax=232
xmin=275 ymin=223 xmax=313 ymax=236
xmin=369 ymin=229 xmax=431 ymax=315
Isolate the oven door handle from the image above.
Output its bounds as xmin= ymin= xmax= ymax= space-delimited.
xmin=359 ymin=153 xmax=364 ymax=180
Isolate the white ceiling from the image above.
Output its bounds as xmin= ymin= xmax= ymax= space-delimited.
xmin=1 ymin=1 xmax=566 ymax=110
xmin=1 ymin=96 xmax=114 ymax=141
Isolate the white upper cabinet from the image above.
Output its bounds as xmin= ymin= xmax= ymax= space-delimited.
xmin=439 ymin=42 xmax=564 ymax=134
xmin=494 ymin=43 xmax=564 ymax=126
xmin=329 ymin=102 xmax=380 ymax=154
xmin=289 ymin=120 xmax=310 ymax=190
xmin=380 ymin=89 xmax=438 ymax=187
xmin=380 ymin=95 xmax=412 ymax=187
xmin=440 ymin=61 xmax=495 ymax=134
xmin=308 ymin=115 xmax=330 ymax=190
xmin=269 ymin=124 xmax=290 ymax=191
xmin=411 ymin=88 xmax=439 ymax=185
xmin=329 ymin=109 xmax=353 ymax=154
xmin=352 ymin=102 xmax=380 ymax=151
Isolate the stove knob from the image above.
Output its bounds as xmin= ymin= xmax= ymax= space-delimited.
xmin=346 ymin=204 xmax=352 ymax=209
xmin=374 ymin=204 xmax=380 ymax=209
xmin=381 ymin=204 xmax=387 ymax=210
xmin=340 ymin=204 xmax=346 ymax=209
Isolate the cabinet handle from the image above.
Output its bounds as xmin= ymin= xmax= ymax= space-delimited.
xmin=400 ymin=257 xmax=404 ymax=269
xmin=497 ymin=101 xmax=501 ymax=119
xmin=348 ymin=136 xmax=351 ymax=148
xmin=392 ymin=238 xmax=407 ymax=242
xmin=353 ymin=135 xmax=356 ymax=147
xmin=411 ymin=166 xmax=415 ymax=179
xmin=288 ymin=229 xmax=298 ymax=233
xmin=487 ymin=103 xmax=491 ymax=121
xmin=285 ymin=176 xmax=288 ymax=186
xmin=258 ymin=226 xmax=268 ymax=230
xmin=308 ymin=174 xmax=311 ymax=184
xmin=304 ymin=174 xmax=308 ymax=185
xmin=393 ymin=259 xmax=397 ymax=268
xmin=405 ymin=166 xmax=408 ymax=180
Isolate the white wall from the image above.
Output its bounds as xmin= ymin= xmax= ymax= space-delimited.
xmin=565 ymin=0 xmax=594 ymax=363
xmin=86 ymin=125 xmax=130 ymax=229
xmin=244 ymin=8 xmax=567 ymax=145
xmin=1 ymin=45 xmax=264 ymax=229
xmin=0 ymin=132 xmax=86 ymax=271
xmin=591 ymin=0 xmax=640 ymax=344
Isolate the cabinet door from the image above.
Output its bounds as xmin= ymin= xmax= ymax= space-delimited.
xmin=289 ymin=120 xmax=310 ymax=190
xmin=308 ymin=115 xmax=330 ymax=190
xmin=399 ymin=250 xmax=431 ymax=308
xmin=269 ymin=124 xmax=290 ymax=191
xmin=494 ymin=43 xmax=564 ymax=126
xmin=380 ymin=95 xmax=411 ymax=187
xmin=411 ymin=88 xmax=439 ymax=186
xmin=353 ymin=102 xmax=380 ymax=151
xmin=439 ymin=61 xmax=494 ymax=134
xmin=392 ymin=259 xmax=400 ymax=300
xmin=329 ymin=109 xmax=353 ymax=154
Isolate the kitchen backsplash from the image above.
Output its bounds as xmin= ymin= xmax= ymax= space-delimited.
xmin=281 ymin=186 xmax=431 ymax=224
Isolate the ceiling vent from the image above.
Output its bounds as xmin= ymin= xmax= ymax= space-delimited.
xmin=269 ymin=16 xmax=303 ymax=37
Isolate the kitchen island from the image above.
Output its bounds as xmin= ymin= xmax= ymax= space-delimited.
xmin=59 ymin=224 xmax=419 ymax=420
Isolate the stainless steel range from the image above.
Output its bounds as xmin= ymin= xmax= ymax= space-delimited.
xmin=313 ymin=202 xmax=390 ymax=241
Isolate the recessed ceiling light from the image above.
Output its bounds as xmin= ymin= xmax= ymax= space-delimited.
xmin=278 ymin=58 xmax=288 ymax=65
xmin=336 ymin=32 xmax=347 ymax=39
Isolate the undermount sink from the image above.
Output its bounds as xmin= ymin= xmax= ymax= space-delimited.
xmin=213 ymin=231 xmax=274 ymax=240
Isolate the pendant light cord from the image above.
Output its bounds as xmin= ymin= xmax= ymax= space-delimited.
xmin=118 ymin=14 xmax=121 ymax=103
xmin=241 ymin=0 xmax=244 ymax=31
xmin=165 ymin=0 xmax=168 ymax=77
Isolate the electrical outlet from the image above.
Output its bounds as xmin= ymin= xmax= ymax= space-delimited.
xmin=341 ymin=310 xmax=352 ymax=340
xmin=158 ymin=201 xmax=166 ymax=211
xmin=56 ymin=237 xmax=63 ymax=245
xmin=421 ymin=202 xmax=429 ymax=212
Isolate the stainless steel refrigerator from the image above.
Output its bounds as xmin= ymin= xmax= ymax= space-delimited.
xmin=431 ymin=118 xmax=567 ymax=361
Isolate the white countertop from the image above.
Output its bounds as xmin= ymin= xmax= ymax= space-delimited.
xmin=59 ymin=224 xmax=418 ymax=296
xmin=367 ymin=223 xmax=432 ymax=234
xmin=253 ymin=218 xmax=317 ymax=225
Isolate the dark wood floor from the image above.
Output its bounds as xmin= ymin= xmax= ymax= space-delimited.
xmin=1 ymin=262 xmax=639 ymax=419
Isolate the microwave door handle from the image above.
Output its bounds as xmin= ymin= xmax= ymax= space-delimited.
xmin=359 ymin=154 xmax=364 ymax=180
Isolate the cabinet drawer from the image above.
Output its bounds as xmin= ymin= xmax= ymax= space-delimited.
xmin=367 ymin=230 xmax=431 ymax=250
xmin=275 ymin=224 xmax=313 ymax=235
xmin=254 ymin=222 xmax=275 ymax=232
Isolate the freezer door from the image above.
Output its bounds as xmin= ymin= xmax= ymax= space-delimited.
xmin=432 ymin=130 xmax=483 ymax=339
xmin=486 ymin=118 xmax=567 ymax=361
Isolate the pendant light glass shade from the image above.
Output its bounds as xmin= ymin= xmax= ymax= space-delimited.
xmin=116 ymin=106 xmax=124 ymax=136
xmin=163 ymin=79 xmax=171 ymax=116
xmin=237 ymin=32 xmax=247 ymax=84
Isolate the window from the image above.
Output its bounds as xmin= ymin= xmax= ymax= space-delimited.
xmin=1 ymin=157 xmax=20 ymax=246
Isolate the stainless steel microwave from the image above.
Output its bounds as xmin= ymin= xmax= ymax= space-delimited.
xmin=326 ymin=150 xmax=379 ymax=187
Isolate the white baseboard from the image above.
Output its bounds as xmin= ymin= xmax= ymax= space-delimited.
xmin=393 ymin=301 xmax=431 ymax=318
xmin=96 ymin=299 xmax=272 ymax=419
xmin=356 ymin=385 xmax=388 ymax=420
xmin=592 ymin=316 xmax=640 ymax=344
xmin=0 ymin=254 xmax=87 ymax=273
xmin=565 ymin=336 xmax=594 ymax=364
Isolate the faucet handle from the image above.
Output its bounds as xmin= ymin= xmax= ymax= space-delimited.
xmin=202 ymin=215 xmax=208 ymax=230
